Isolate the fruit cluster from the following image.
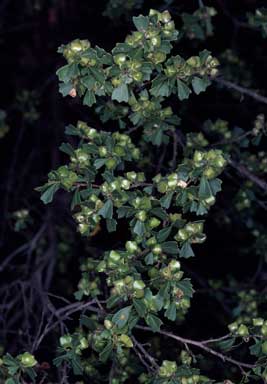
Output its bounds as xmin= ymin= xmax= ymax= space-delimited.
xmin=193 ymin=149 xmax=227 ymax=179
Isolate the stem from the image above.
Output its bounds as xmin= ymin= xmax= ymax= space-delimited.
xmin=136 ymin=325 xmax=256 ymax=371
xmin=214 ymin=77 xmax=267 ymax=105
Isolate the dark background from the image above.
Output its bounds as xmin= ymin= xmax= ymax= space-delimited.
xmin=0 ymin=0 xmax=266 ymax=381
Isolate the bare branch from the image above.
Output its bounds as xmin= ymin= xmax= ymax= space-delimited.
xmin=214 ymin=77 xmax=267 ymax=105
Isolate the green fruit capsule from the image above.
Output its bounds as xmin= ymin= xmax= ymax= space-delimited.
xmin=152 ymin=245 xmax=162 ymax=255
xmin=134 ymin=288 xmax=145 ymax=298
xmin=136 ymin=210 xmax=147 ymax=222
xmin=109 ymin=250 xmax=121 ymax=262
xmin=78 ymin=223 xmax=89 ymax=235
xmin=164 ymin=21 xmax=175 ymax=31
xmin=215 ymin=156 xmax=226 ymax=168
xmin=125 ymin=35 xmax=135 ymax=45
xmin=203 ymin=167 xmax=216 ymax=179
xmin=118 ymin=334 xmax=133 ymax=348
xmin=148 ymin=217 xmax=161 ymax=229
xmin=99 ymin=146 xmax=108 ymax=157
xmin=133 ymin=280 xmax=145 ymax=290
xmin=204 ymin=196 xmax=216 ymax=206
xmin=132 ymin=71 xmax=143 ymax=82
xmin=133 ymin=31 xmax=143 ymax=42
xmin=253 ymin=317 xmax=264 ymax=326
xmin=161 ymin=10 xmax=171 ymax=23
xmin=114 ymin=53 xmax=127 ymax=66
xmin=228 ymin=322 xmax=238 ymax=333
xmin=165 ymin=65 xmax=176 ymax=77
xmin=111 ymin=77 xmax=122 ymax=87
xmin=180 ymin=350 xmax=192 ymax=366
xmin=104 ymin=319 xmax=113 ymax=329
xmin=159 ymin=360 xmax=177 ymax=378
xmin=80 ymin=56 xmax=90 ymax=66
xmin=237 ymin=324 xmax=249 ymax=337
xmin=114 ymin=145 xmax=126 ymax=156
xmin=121 ymin=179 xmax=131 ymax=190
xmin=153 ymin=51 xmax=166 ymax=64
xmin=106 ymin=158 xmax=117 ymax=169
xmin=19 ymin=352 xmax=37 ymax=368
xmin=187 ymin=56 xmax=201 ymax=68
xmin=262 ymin=341 xmax=267 ymax=354
xmin=146 ymin=237 xmax=157 ymax=246
xmin=158 ymin=180 xmax=168 ymax=193
xmin=70 ymin=39 xmax=83 ymax=52
xmin=79 ymin=337 xmax=89 ymax=350
xmin=126 ymin=241 xmax=138 ymax=253
xmin=169 ymin=260 xmax=181 ymax=272
xmin=151 ymin=36 xmax=161 ymax=47
xmin=193 ymin=150 xmax=204 ymax=163
xmin=261 ymin=324 xmax=267 ymax=336
xmin=177 ymin=229 xmax=189 ymax=241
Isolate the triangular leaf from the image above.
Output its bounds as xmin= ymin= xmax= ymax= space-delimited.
xmin=177 ymin=79 xmax=191 ymax=100
xmin=98 ymin=199 xmax=113 ymax=219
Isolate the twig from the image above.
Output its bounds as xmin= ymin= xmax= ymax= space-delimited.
xmin=214 ymin=77 xmax=267 ymax=105
xmin=229 ymin=159 xmax=267 ymax=192
xmin=136 ymin=326 xmax=256 ymax=371
xmin=132 ymin=336 xmax=159 ymax=370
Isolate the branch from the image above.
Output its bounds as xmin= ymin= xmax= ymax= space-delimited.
xmin=136 ymin=326 xmax=256 ymax=371
xmin=132 ymin=336 xmax=159 ymax=371
xmin=229 ymin=159 xmax=267 ymax=192
xmin=214 ymin=77 xmax=267 ymax=105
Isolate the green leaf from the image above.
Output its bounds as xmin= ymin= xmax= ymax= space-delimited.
xmin=59 ymin=82 xmax=73 ymax=96
xmin=56 ymin=63 xmax=79 ymax=83
xmin=80 ymin=315 xmax=96 ymax=330
xmin=249 ymin=340 xmax=262 ymax=357
xmin=99 ymin=340 xmax=113 ymax=362
xmin=191 ymin=76 xmax=211 ymax=95
xmin=98 ymin=199 xmax=113 ymax=219
xmin=25 ymin=367 xmax=37 ymax=381
xmin=40 ymin=183 xmax=60 ymax=204
xmin=144 ymin=252 xmax=154 ymax=265
xmin=156 ymin=226 xmax=172 ymax=243
xmin=209 ymin=178 xmax=222 ymax=195
xmin=112 ymin=84 xmax=129 ymax=103
xmin=165 ymin=302 xmax=177 ymax=321
xmin=90 ymin=67 xmax=106 ymax=84
xmin=176 ymin=279 xmax=194 ymax=298
xmin=59 ymin=142 xmax=74 ymax=156
xmin=217 ymin=337 xmax=235 ymax=352
xmin=71 ymin=355 xmax=83 ymax=375
xmin=106 ymin=295 xmax=121 ymax=309
xmin=106 ymin=218 xmax=117 ymax=232
xmin=133 ymin=220 xmax=145 ymax=236
xmin=132 ymin=15 xmax=149 ymax=31
xmin=83 ymin=89 xmax=96 ymax=106
xmin=5 ymin=379 xmax=17 ymax=384
xmin=161 ymin=241 xmax=179 ymax=255
xmin=177 ymin=79 xmax=191 ymax=100
xmin=150 ymin=208 xmax=168 ymax=220
xmin=94 ymin=158 xmax=106 ymax=169
xmin=145 ymin=314 xmax=162 ymax=332
xmin=160 ymin=192 xmax=174 ymax=209
xmin=133 ymin=299 xmax=146 ymax=317
xmin=198 ymin=177 xmax=212 ymax=199
xmin=150 ymin=77 xmax=170 ymax=97
xmin=112 ymin=306 xmax=132 ymax=329
xmin=180 ymin=241 xmax=195 ymax=258
xmin=71 ymin=188 xmax=82 ymax=210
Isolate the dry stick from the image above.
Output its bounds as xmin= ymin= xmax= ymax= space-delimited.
xmin=132 ymin=335 xmax=159 ymax=370
xmin=35 ymin=300 xmax=102 ymax=349
xmin=229 ymin=159 xmax=267 ymax=192
xmin=214 ymin=77 xmax=267 ymax=105
xmin=136 ymin=326 xmax=256 ymax=371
